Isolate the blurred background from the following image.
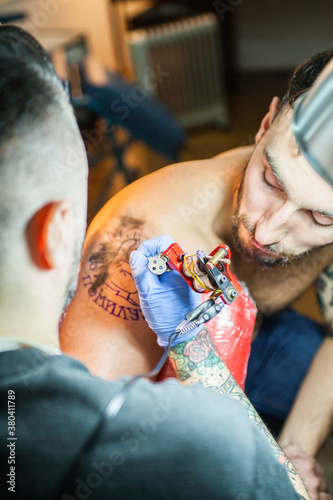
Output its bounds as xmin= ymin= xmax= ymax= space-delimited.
xmin=1 ymin=0 xmax=332 ymax=220
xmin=1 ymin=0 xmax=330 ymax=312
xmin=1 ymin=0 xmax=333 ymax=482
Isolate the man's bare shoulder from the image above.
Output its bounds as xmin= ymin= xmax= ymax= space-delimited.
xmin=60 ymin=145 xmax=254 ymax=378
xmin=213 ymin=145 xmax=254 ymax=161
xmin=86 ymin=145 xmax=253 ymax=243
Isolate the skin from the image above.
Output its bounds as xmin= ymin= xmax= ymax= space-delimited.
xmin=1 ymin=200 xmax=79 ymax=351
xmin=1 ymin=109 xmax=88 ymax=352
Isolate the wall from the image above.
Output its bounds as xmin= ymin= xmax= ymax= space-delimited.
xmin=0 ymin=0 xmax=116 ymax=68
xmin=2 ymin=0 xmax=333 ymax=72
xmin=234 ymin=0 xmax=333 ymax=70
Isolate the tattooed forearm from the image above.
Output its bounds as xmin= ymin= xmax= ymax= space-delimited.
xmin=170 ymin=329 xmax=310 ymax=499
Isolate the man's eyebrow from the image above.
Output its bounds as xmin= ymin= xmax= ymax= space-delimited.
xmin=263 ymin=147 xmax=288 ymax=191
xmin=264 ymin=147 xmax=333 ymax=218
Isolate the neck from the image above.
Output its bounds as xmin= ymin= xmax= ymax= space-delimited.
xmin=0 ymin=297 xmax=61 ymax=352
xmin=0 ymin=319 xmax=61 ymax=351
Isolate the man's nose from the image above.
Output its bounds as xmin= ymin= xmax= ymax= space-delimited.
xmin=254 ymin=201 xmax=295 ymax=246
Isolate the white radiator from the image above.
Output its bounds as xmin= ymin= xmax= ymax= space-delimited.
xmin=126 ymin=13 xmax=229 ymax=129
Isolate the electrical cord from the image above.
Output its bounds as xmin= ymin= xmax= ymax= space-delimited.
xmin=76 ymin=297 xmax=224 ymax=464
xmin=59 ymin=330 xmax=181 ymax=496
xmin=100 ymin=296 xmax=225 ymax=424
xmin=91 ymin=329 xmax=181 ymax=440
xmin=58 ymin=331 xmax=183 ymax=498
xmin=85 ymin=294 xmax=224 ymax=448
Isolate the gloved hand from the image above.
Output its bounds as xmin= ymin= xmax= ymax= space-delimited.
xmin=129 ymin=235 xmax=202 ymax=347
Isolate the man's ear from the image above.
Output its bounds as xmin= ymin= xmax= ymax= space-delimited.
xmin=26 ymin=201 xmax=73 ymax=270
xmin=255 ymin=96 xmax=281 ymax=144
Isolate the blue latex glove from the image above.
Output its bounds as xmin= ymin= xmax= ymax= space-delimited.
xmin=129 ymin=235 xmax=202 ymax=347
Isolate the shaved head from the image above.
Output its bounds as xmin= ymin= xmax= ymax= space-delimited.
xmin=0 ymin=26 xmax=88 ymax=304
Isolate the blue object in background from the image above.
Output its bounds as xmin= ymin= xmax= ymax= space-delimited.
xmin=0 ymin=13 xmax=26 ymax=24
xmin=78 ymin=64 xmax=185 ymax=162
xmin=245 ymin=308 xmax=325 ymax=436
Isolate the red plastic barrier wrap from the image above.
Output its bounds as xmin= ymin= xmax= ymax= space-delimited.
xmin=157 ymin=284 xmax=257 ymax=389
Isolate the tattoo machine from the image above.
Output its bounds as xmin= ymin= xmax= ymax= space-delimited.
xmin=148 ymin=243 xmax=241 ymax=338
xmin=93 ymin=244 xmax=241 ymax=424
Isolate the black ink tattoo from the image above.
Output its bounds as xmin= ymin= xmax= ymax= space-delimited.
xmin=87 ymin=216 xmax=144 ymax=293
xmin=82 ymin=217 xmax=146 ymax=319
xmin=82 ymin=273 xmax=144 ymax=321
xmin=104 ymin=281 xmax=140 ymax=307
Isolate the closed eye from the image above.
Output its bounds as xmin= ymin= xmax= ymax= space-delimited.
xmin=262 ymin=167 xmax=284 ymax=191
xmin=309 ymin=211 xmax=333 ymax=228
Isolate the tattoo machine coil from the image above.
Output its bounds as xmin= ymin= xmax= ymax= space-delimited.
xmin=148 ymin=243 xmax=241 ymax=335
